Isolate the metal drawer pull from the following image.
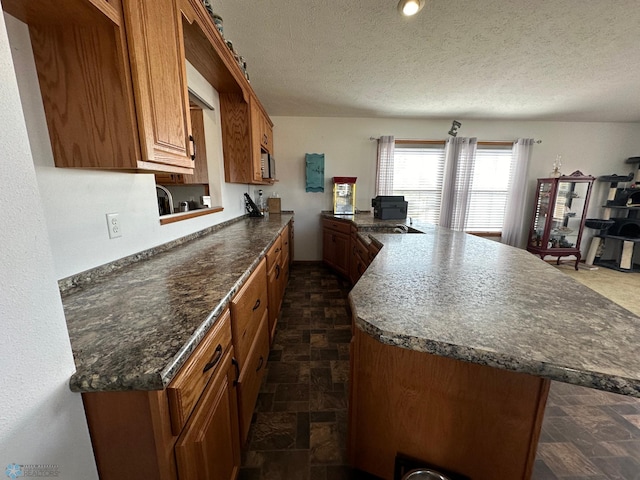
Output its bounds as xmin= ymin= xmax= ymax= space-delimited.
xmin=203 ymin=344 xmax=223 ymax=373
xmin=189 ymin=135 xmax=196 ymax=161
xmin=232 ymin=357 xmax=240 ymax=386
xmin=275 ymin=264 xmax=281 ymax=279
xmin=252 ymin=299 xmax=261 ymax=311
xmin=256 ymin=355 xmax=264 ymax=372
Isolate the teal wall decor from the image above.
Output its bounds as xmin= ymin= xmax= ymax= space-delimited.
xmin=305 ymin=153 xmax=325 ymax=192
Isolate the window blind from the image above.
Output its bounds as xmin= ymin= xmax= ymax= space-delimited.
xmin=465 ymin=145 xmax=514 ymax=232
xmin=392 ymin=143 xmax=446 ymax=224
xmin=380 ymin=141 xmax=514 ymax=232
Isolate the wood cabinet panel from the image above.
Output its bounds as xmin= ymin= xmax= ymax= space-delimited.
xmin=267 ymin=260 xmax=282 ymax=343
xmin=220 ymin=93 xmax=253 ymax=183
xmin=154 ymin=105 xmax=209 ymax=185
xmin=230 ymin=259 xmax=268 ymax=370
xmin=349 ymin=328 xmax=549 ymax=480
xmin=219 ymin=92 xmax=275 ymax=185
xmin=184 ymin=106 xmax=209 ymax=184
xmin=180 ymin=1 xmax=245 ymax=96
xmin=122 ymin=0 xmax=193 ymax=170
xmin=166 ymin=309 xmax=232 ymax=435
xmin=322 ymin=223 xmax=350 ymax=278
xmin=237 ymin=311 xmax=269 ymax=443
xmin=280 ymin=225 xmax=290 ymax=264
xmin=266 ymin=236 xmax=282 ymax=272
xmin=174 ymin=347 xmax=240 ymax=480
xmin=9 ymin=0 xmax=195 ymax=174
xmin=27 ymin=14 xmax=141 ymax=170
xmin=82 ymin=390 xmax=177 ymax=480
xmin=323 ymin=218 xmax=351 ymax=235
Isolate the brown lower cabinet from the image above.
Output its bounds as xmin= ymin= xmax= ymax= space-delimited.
xmin=348 ymin=327 xmax=550 ymax=480
xmin=82 ymin=309 xmax=239 ymax=480
xmin=322 ymin=218 xmax=350 ymax=277
xmin=81 ymin=226 xmax=293 ymax=479
xmin=174 ymin=346 xmax=240 ymax=480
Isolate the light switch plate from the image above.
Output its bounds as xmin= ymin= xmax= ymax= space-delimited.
xmin=106 ymin=213 xmax=122 ymax=239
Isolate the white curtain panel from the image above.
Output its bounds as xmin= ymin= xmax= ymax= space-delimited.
xmin=502 ymin=138 xmax=535 ymax=247
xmin=439 ymin=137 xmax=478 ymax=230
xmin=375 ymin=136 xmax=395 ymax=195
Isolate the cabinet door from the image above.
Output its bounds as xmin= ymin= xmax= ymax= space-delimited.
xmin=122 ymin=0 xmax=194 ymax=170
xmin=250 ymin=98 xmax=266 ymax=182
xmin=182 ymin=106 xmax=209 ymax=184
xmin=237 ymin=311 xmax=270 ymax=442
xmin=267 ymin=262 xmax=281 ymax=342
xmin=323 ymin=229 xmax=350 ymax=277
xmin=174 ymin=351 xmax=241 ymax=480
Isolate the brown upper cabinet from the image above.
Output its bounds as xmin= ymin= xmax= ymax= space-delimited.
xmin=4 ymin=0 xmax=275 ymax=182
xmin=3 ymin=0 xmax=195 ymax=174
xmin=155 ymin=105 xmax=209 ymax=185
xmin=220 ymin=92 xmax=275 ymax=185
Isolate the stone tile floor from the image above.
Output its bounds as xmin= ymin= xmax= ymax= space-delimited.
xmin=239 ymin=263 xmax=640 ymax=480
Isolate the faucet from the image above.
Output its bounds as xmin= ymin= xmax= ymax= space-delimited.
xmin=156 ymin=185 xmax=174 ymax=214
xmin=394 ymin=224 xmax=409 ymax=233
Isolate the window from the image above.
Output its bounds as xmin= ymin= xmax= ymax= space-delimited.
xmin=391 ymin=142 xmax=445 ymax=224
xmin=382 ymin=140 xmax=514 ymax=233
xmin=465 ymin=145 xmax=514 ymax=233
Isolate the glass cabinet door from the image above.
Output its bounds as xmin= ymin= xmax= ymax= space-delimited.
xmin=550 ymin=181 xmax=589 ymax=250
xmin=530 ymin=180 xmax=553 ymax=248
xmin=528 ymin=176 xmax=593 ymax=251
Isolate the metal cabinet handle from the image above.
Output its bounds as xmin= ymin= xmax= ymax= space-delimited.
xmin=232 ymin=357 xmax=240 ymax=386
xmin=189 ymin=135 xmax=196 ymax=161
xmin=203 ymin=344 xmax=223 ymax=373
xmin=252 ymin=299 xmax=261 ymax=311
xmin=256 ymin=355 xmax=264 ymax=372
xmin=275 ymin=264 xmax=281 ymax=280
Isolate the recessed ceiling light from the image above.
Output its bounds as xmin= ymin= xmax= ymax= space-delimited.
xmin=398 ymin=0 xmax=425 ymax=16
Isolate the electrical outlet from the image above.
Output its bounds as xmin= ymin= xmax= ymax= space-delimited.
xmin=106 ymin=213 xmax=122 ymax=239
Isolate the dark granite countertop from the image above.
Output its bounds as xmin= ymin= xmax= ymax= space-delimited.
xmin=62 ymin=214 xmax=293 ymax=393
xmin=323 ymin=212 xmax=640 ymax=397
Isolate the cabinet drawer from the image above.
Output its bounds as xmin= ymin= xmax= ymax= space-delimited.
xmin=230 ymin=259 xmax=268 ymax=369
xmin=266 ymin=236 xmax=282 ymax=272
xmin=237 ymin=310 xmax=270 ymax=442
xmin=323 ymin=218 xmax=351 ymax=235
xmin=167 ymin=308 xmax=233 ymax=435
xmin=280 ymin=225 xmax=290 ymax=263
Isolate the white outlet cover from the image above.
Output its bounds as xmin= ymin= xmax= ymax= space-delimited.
xmin=106 ymin=213 xmax=122 ymax=239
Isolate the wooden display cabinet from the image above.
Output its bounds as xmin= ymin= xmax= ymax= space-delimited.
xmin=526 ymin=172 xmax=595 ymax=269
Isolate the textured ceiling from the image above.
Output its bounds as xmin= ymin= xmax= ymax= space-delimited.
xmin=210 ymin=0 xmax=640 ymax=122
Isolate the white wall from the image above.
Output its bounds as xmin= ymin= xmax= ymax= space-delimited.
xmin=268 ymin=116 xmax=640 ymax=261
xmin=0 ymin=11 xmax=99 ymax=480
xmin=6 ymin=15 xmax=249 ymax=280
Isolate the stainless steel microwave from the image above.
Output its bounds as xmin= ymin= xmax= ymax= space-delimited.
xmin=261 ymin=153 xmax=276 ymax=179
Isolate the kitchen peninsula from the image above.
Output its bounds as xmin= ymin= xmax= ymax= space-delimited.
xmin=347 ymin=221 xmax=640 ymax=480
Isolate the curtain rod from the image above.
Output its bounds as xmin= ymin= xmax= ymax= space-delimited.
xmin=370 ymin=136 xmax=542 ymax=144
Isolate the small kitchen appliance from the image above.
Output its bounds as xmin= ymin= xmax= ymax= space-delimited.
xmin=333 ymin=177 xmax=357 ymax=214
xmin=261 ymin=153 xmax=276 ymax=180
xmin=372 ymin=195 xmax=408 ymax=220
xmin=244 ymin=193 xmax=264 ymax=217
